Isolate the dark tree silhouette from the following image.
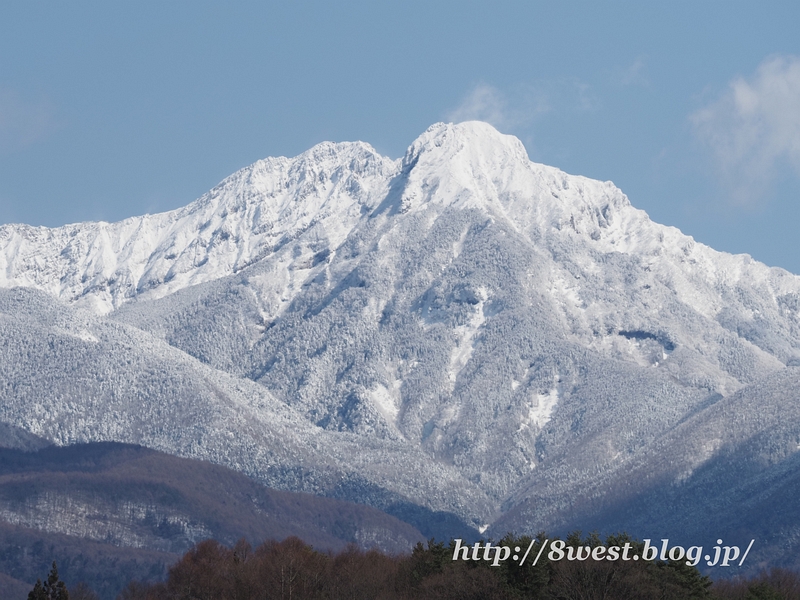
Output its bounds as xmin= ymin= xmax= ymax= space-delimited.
xmin=120 ymin=532 xmax=800 ymax=599
xmin=28 ymin=561 xmax=70 ymax=600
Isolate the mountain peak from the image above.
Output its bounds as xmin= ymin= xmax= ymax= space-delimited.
xmin=0 ymin=122 xmax=794 ymax=318
xmin=0 ymin=137 xmax=398 ymax=314
xmin=395 ymin=121 xmax=631 ymax=232
xmin=402 ymin=121 xmax=529 ymax=171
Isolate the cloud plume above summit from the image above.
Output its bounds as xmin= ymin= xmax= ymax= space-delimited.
xmin=692 ymin=55 xmax=800 ymax=205
xmin=446 ymin=84 xmax=531 ymax=131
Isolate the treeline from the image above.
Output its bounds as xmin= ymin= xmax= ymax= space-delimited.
xmin=43 ymin=533 xmax=800 ymax=599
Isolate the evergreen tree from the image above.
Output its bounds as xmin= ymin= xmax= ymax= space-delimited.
xmin=28 ymin=561 xmax=70 ymax=600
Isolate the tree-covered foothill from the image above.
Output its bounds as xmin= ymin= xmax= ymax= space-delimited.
xmin=26 ymin=532 xmax=800 ymax=599
xmin=110 ymin=532 xmax=719 ymax=599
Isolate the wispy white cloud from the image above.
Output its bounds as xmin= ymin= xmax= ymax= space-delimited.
xmin=691 ymin=55 xmax=800 ymax=204
xmin=618 ymin=57 xmax=649 ymax=87
xmin=0 ymin=88 xmax=56 ymax=153
xmin=446 ymin=84 xmax=513 ymax=129
xmin=446 ymin=83 xmax=550 ymax=131
xmin=445 ymin=80 xmax=594 ymax=132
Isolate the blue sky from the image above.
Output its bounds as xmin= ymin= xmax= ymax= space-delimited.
xmin=2 ymin=1 xmax=800 ymax=272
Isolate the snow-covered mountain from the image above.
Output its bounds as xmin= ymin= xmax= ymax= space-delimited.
xmin=2 ymin=122 xmax=800 ymax=563
xmin=0 ymin=141 xmax=396 ymax=314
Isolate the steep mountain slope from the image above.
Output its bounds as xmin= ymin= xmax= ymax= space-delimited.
xmin=491 ymin=365 xmax=800 ymax=572
xmin=2 ymin=122 xmax=800 ymax=549
xmin=0 ymin=287 xmax=490 ymax=536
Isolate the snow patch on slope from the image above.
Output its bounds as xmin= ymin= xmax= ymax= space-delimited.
xmin=519 ymin=387 xmax=559 ymax=432
xmin=448 ymin=288 xmax=488 ymax=385
xmin=368 ymin=379 xmax=402 ymax=428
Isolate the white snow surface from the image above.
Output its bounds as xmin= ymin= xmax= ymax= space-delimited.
xmin=2 ymin=121 xmax=798 ymax=324
xmin=0 ymin=141 xmax=397 ymax=314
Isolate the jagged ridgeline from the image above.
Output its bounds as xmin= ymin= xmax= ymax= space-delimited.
xmin=1 ymin=122 xmax=800 ymax=568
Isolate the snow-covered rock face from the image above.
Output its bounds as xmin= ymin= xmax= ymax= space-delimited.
xmin=2 ymin=121 xmax=800 ymax=538
xmin=3 ymin=120 xmax=798 ymax=346
xmin=0 ymin=141 xmax=397 ymax=314
xmin=399 ymin=124 xmax=800 ymax=368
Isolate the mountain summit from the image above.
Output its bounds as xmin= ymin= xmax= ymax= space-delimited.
xmin=1 ymin=122 xmax=800 ymax=567
xmin=0 ymin=137 xmax=395 ymax=314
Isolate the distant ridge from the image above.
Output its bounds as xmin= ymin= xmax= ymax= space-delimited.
xmin=0 ymin=442 xmax=425 ymax=599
